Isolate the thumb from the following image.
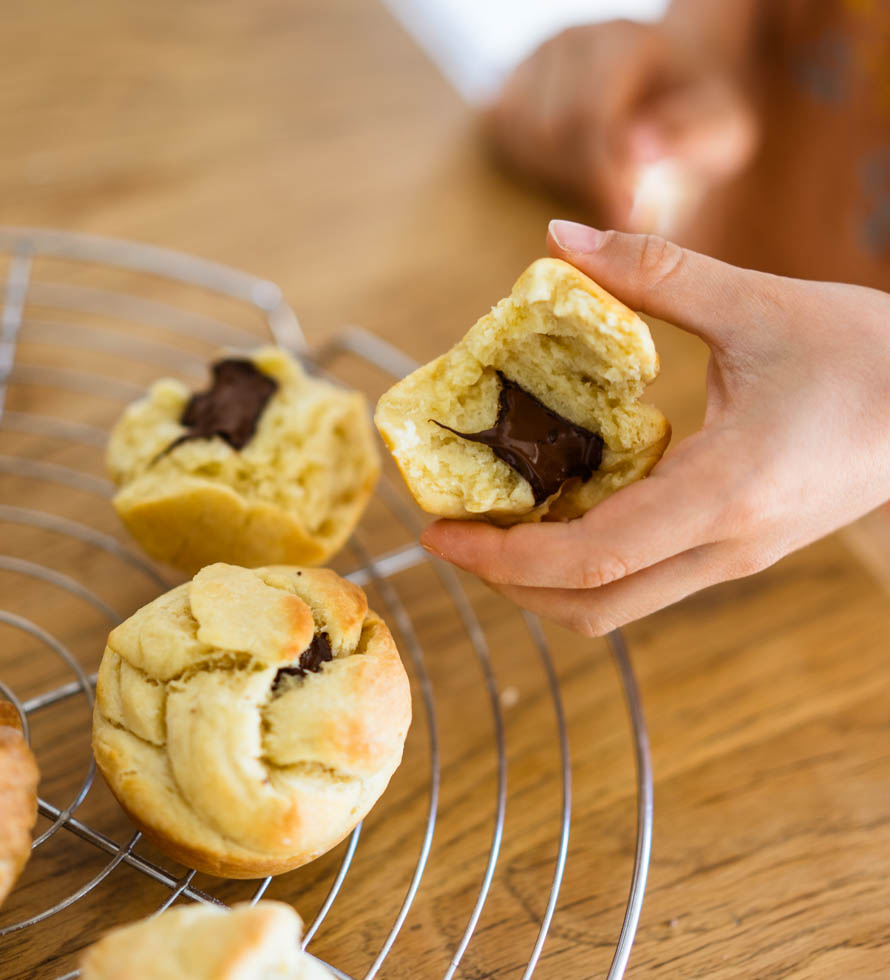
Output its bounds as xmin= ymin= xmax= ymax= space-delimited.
xmin=547 ymin=220 xmax=766 ymax=347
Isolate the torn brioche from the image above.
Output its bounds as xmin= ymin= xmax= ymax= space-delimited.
xmin=375 ymin=257 xmax=670 ymax=523
xmin=107 ymin=347 xmax=380 ymax=573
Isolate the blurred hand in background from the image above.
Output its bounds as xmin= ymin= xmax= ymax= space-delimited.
xmin=485 ymin=3 xmax=762 ymax=235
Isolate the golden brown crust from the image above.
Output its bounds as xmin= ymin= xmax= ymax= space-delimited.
xmin=107 ymin=347 xmax=380 ymax=574
xmin=375 ymin=257 xmax=670 ymax=523
xmin=0 ymin=705 xmax=39 ymax=906
xmin=102 ymin=792 xmax=352 ymax=879
xmin=0 ymin=702 xmax=21 ymax=731
xmin=92 ymin=564 xmax=411 ymax=878
xmin=79 ymin=900 xmax=334 ymax=979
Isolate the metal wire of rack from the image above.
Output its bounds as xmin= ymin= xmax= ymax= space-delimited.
xmin=0 ymin=228 xmax=653 ymax=980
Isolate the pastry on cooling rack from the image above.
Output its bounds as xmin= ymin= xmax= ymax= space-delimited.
xmin=79 ymin=900 xmax=334 ymax=979
xmin=0 ymin=701 xmax=39 ymax=906
xmin=92 ymin=562 xmax=411 ymax=878
xmin=107 ymin=346 xmax=380 ymax=574
xmin=375 ymin=257 xmax=670 ymax=523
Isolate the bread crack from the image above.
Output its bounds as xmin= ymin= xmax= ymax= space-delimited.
xmin=99 ymin=714 xmax=164 ymax=748
xmin=168 ymin=655 xmax=267 ymax=685
xmin=263 ymin=758 xmax=359 ymax=786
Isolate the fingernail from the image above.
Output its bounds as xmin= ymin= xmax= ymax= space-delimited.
xmin=548 ymin=220 xmax=604 ymax=253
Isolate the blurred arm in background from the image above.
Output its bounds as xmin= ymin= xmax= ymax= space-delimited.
xmin=485 ymin=0 xmax=767 ymax=234
xmin=486 ymin=0 xmax=890 ymax=292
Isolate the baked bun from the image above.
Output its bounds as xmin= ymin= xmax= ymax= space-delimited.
xmin=375 ymin=258 xmax=670 ymax=523
xmin=92 ymin=564 xmax=411 ymax=878
xmin=0 ymin=701 xmax=39 ymax=906
xmin=107 ymin=347 xmax=380 ymax=573
xmin=79 ymin=900 xmax=333 ymax=979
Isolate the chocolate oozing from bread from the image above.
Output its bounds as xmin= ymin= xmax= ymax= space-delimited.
xmin=433 ymin=372 xmax=604 ymax=505
xmin=164 ymin=359 xmax=278 ymax=456
xmin=272 ymin=633 xmax=333 ymax=691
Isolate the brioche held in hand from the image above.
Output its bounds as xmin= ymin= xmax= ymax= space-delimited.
xmin=79 ymin=901 xmax=333 ymax=980
xmin=92 ymin=564 xmax=411 ymax=878
xmin=375 ymin=258 xmax=669 ymax=523
xmin=107 ymin=347 xmax=380 ymax=573
xmin=0 ymin=702 xmax=39 ymax=906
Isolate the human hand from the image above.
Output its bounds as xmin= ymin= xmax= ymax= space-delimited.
xmin=485 ymin=19 xmax=757 ymax=233
xmin=420 ymin=220 xmax=890 ymax=636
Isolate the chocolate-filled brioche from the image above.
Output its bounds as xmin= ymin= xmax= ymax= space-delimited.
xmin=92 ymin=563 xmax=411 ymax=878
xmin=107 ymin=346 xmax=380 ymax=573
xmin=375 ymin=258 xmax=670 ymax=523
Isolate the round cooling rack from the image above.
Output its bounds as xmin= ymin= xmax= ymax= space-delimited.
xmin=0 ymin=228 xmax=653 ymax=980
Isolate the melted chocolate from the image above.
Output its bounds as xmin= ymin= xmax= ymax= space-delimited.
xmin=164 ymin=358 xmax=278 ymax=456
xmin=272 ymin=633 xmax=333 ymax=691
xmin=434 ymin=372 xmax=604 ymax=505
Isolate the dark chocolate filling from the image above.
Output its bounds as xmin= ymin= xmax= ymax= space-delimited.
xmin=272 ymin=633 xmax=333 ymax=691
xmin=162 ymin=358 xmax=278 ymax=456
xmin=433 ymin=372 xmax=604 ymax=505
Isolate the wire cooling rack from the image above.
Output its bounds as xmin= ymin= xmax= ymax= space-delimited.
xmin=0 ymin=228 xmax=653 ymax=979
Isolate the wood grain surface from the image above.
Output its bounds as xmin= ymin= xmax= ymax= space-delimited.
xmin=1 ymin=2 xmax=889 ymax=978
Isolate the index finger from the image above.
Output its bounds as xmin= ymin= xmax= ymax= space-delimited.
xmin=546 ymin=222 xmax=775 ymax=350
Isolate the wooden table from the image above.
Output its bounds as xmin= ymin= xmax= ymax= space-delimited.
xmin=1 ymin=1 xmax=889 ymax=977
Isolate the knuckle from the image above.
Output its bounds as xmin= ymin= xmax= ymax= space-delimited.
xmin=725 ymin=545 xmax=776 ymax=579
xmin=555 ymin=23 xmax=593 ymax=46
xmin=570 ymin=607 xmax=614 ymax=638
xmin=610 ymin=17 xmax=643 ymax=35
xmin=716 ymin=472 xmax=784 ymax=539
xmin=554 ymin=25 xmax=580 ymax=44
xmin=638 ymin=234 xmax=686 ymax=289
xmin=597 ymin=228 xmax=621 ymax=252
xmin=535 ymin=36 xmax=557 ymax=60
xmin=753 ymin=272 xmax=801 ymax=321
xmin=578 ymin=551 xmax=633 ymax=589
xmin=493 ymin=531 xmax=521 ymax=583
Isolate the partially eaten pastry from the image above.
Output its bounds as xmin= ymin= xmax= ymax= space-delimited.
xmin=375 ymin=257 xmax=670 ymax=523
xmin=107 ymin=347 xmax=380 ymax=573
xmin=79 ymin=900 xmax=334 ymax=979
xmin=92 ymin=563 xmax=411 ymax=878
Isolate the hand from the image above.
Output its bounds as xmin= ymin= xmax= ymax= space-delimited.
xmin=420 ymin=220 xmax=890 ymax=636
xmin=485 ymin=20 xmax=757 ymax=232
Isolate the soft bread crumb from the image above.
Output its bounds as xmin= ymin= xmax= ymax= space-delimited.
xmin=107 ymin=347 xmax=380 ymax=571
xmin=375 ymin=258 xmax=670 ymax=523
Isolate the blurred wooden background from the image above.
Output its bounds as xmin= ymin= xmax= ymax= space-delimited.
xmin=1 ymin=1 xmax=889 ymax=977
